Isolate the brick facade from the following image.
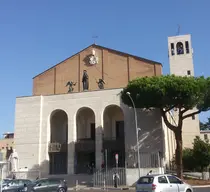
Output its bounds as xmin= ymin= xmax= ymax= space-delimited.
xmin=33 ymin=44 xmax=162 ymax=96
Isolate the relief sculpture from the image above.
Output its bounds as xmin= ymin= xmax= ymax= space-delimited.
xmin=96 ymin=78 xmax=105 ymax=89
xmin=66 ymin=81 xmax=77 ymax=93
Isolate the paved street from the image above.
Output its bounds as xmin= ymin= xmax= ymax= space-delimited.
xmin=67 ymin=186 xmax=210 ymax=192
xmin=193 ymin=187 xmax=210 ymax=192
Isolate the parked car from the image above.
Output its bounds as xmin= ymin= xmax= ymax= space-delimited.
xmin=1 ymin=179 xmax=13 ymax=189
xmin=28 ymin=178 xmax=67 ymax=192
xmin=2 ymin=179 xmax=32 ymax=192
xmin=136 ymin=174 xmax=193 ymax=192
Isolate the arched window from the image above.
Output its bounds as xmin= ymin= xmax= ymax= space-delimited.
xmin=170 ymin=43 xmax=175 ymax=56
xmin=176 ymin=42 xmax=184 ymax=55
xmin=185 ymin=41 xmax=190 ymax=54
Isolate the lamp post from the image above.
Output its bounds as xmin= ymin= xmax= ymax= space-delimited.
xmin=126 ymin=92 xmax=141 ymax=178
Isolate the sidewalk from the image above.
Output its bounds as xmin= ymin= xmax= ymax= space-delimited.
xmin=68 ymin=186 xmax=131 ymax=191
xmin=68 ymin=185 xmax=210 ymax=190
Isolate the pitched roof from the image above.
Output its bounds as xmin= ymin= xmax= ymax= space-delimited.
xmin=33 ymin=43 xmax=162 ymax=79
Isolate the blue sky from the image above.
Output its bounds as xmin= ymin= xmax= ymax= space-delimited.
xmin=0 ymin=0 xmax=209 ymax=134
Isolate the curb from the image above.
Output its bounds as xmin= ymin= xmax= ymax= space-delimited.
xmin=193 ymin=185 xmax=210 ymax=188
xmin=68 ymin=185 xmax=210 ymax=190
xmin=68 ymin=187 xmax=131 ymax=190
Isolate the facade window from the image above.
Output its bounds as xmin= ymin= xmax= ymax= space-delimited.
xmin=204 ymin=134 xmax=208 ymax=140
xmin=171 ymin=43 xmax=175 ymax=56
xmin=192 ymin=115 xmax=195 ymax=120
xmin=185 ymin=41 xmax=190 ymax=54
xmin=176 ymin=42 xmax=184 ymax=55
xmin=187 ymin=70 xmax=191 ymax=75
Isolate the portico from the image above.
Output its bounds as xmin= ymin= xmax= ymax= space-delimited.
xmin=14 ymin=88 xmax=164 ymax=177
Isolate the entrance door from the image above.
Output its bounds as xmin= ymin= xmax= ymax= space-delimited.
xmin=90 ymin=123 xmax=95 ymax=140
xmin=116 ymin=121 xmax=124 ymax=140
xmin=76 ymin=152 xmax=95 ymax=174
xmin=49 ymin=152 xmax=67 ymax=174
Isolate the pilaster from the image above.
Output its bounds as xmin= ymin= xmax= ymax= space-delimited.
xmin=67 ymin=115 xmax=76 ymax=174
xmin=95 ymin=110 xmax=103 ymax=169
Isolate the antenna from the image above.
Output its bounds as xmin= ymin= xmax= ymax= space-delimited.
xmin=176 ymin=25 xmax=181 ymax=36
xmin=92 ymin=35 xmax=98 ymax=44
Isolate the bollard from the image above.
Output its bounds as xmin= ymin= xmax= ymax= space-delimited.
xmin=75 ymin=180 xmax=78 ymax=191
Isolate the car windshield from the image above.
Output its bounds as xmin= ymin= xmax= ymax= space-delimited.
xmin=32 ymin=180 xmax=40 ymax=185
xmin=32 ymin=179 xmax=47 ymax=186
xmin=137 ymin=176 xmax=154 ymax=184
xmin=3 ymin=179 xmax=11 ymax=184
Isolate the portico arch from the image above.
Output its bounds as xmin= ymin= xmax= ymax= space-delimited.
xmin=75 ymin=107 xmax=96 ymax=174
xmin=49 ymin=109 xmax=68 ymax=175
xmin=176 ymin=42 xmax=184 ymax=55
xmin=103 ymin=105 xmax=125 ymax=168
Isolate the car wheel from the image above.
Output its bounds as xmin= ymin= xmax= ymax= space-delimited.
xmin=186 ymin=189 xmax=192 ymax=192
xmin=58 ymin=187 xmax=66 ymax=192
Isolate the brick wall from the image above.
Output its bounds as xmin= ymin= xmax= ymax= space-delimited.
xmin=33 ymin=45 xmax=162 ymax=96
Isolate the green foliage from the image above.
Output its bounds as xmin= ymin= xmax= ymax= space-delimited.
xmin=121 ymin=75 xmax=210 ymax=178
xmin=121 ymin=75 xmax=210 ymax=112
xmin=182 ymin=148 xmax=195 ymax=171
xmin=183 ymin=136 xmax=210 ymax=172
xmin=193 ymin=136 xmax=210 ymax=171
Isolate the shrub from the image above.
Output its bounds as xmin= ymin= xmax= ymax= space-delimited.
xmin=182 ymin=148 xmax=195 ymax=171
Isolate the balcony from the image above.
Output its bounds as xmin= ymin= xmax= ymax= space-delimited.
xmin=103 ymin=137 xmax=124 ymax=150
xmin=48 ymin=142 xmax=67 ymax=153
xmin=75 ymin=138 xmax=95 ymax=152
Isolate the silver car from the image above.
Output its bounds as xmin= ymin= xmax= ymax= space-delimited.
xmin=136 ymin=174 xmax=193 ymax=192
xmin=2 ymin=179 xmax=32 ymax=192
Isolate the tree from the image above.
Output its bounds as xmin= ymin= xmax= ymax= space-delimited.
xmin=182 ymin=148 xmax=195 ymax=171
xmin=200 ymin=118 xmax=210 ymax=130
xmin=121 ymin=75 xmax=210 ymax=179
xmin=182 ymin=137 xmax=210 ymax=172
xmin=193 ymin=136 xmax=210 ymax=172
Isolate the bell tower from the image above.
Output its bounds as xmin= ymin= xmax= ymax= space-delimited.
xmin=167 ymin=34 xmax=200 ymax=148
xmin=168 ymin=34 xmax=194 ymax=76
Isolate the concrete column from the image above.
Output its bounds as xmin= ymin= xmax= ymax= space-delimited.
xmin=95 ymin=110 xmax=103 ymax=169
xmin=67 ymin=115 xmax=75 ymax=174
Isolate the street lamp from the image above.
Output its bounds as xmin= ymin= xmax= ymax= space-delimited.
xmin=126 ymin=92 xmax=141 ymax=178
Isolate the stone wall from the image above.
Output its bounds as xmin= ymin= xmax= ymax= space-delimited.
xmin=14 ymin=88 xmax=165 ymax=176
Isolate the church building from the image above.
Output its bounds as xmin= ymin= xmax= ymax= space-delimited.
xmin=13 ymin=34 xmax=200 ymax=184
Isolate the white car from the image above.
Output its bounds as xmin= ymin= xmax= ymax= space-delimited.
xmin=136 ymin=174 xmax=193 ymax=192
